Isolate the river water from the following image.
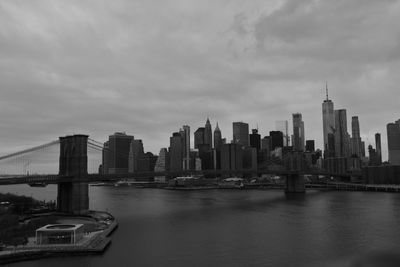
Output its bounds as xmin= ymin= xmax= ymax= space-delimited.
xmin=2 ymin=185 xmax=400 ymax=266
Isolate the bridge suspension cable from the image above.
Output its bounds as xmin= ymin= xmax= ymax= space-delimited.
xmin=0 ymin=140 xmax=60 ymax=161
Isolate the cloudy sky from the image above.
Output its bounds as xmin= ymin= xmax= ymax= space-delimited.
xmin=1 ymin=0 xmax=400 ymax=165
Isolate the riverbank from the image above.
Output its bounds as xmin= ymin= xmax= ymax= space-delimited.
xmin=0 ymin=215 xmax=118 ymax=265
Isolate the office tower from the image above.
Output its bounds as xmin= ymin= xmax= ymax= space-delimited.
xmin=361 ymin=141 xmax=366 ymax=158
xmin=276 ymin=120 xmax=289 ymax=146
xmin=322 ymin=84 xmax=335 ymax=152
xmin=102 ymin=141 xmax=109 ymax=174
xmin=233 ymin=122 xmax=249 ymax=146
xmin=250 ymin=129 xmax=261 ymax=151
xmin=108 ymin=132 xmax=134 ymax=174
xmin=243 ymin=146 xmax=257 ymax=171
xmin=261 ymin=136 xmax=271 ymax=151
xmin=375 ymin=133 xmax=382 ymax=165
xmin=292 ymin=113 xmax=305 ymax=152
xmin=269 ymin=131 xmax=284 ymax=150
xmin=387 ymin=121 xmax=400 ymax=165
xmin=204 ymin=118 xmax=212 ymax=148
xmin=221 ymin=143 xmax=243 ymax=174
xmin=194 ymin=127 xmax=205 ymax=149
xmin=305 ymin=140 xmax=315 ymax=152
xmin=350 ymin=116 xmax=363 ymax=158
xmin=214 ymin=122 xmax=222 ymax=150
xmin=169 ymin=132 xmax=183 ymax=171
xmin=181 ymin=125 xmax=190 ymax=170
xmin=154 ymin=148 xmax=170 ymax=182
xmin=128 ymin=139 xmax=144 ymax=173
xmin=334 ymin=109 xmax=350 ymax=157
xmin=367 ymin=145 xmax=380 ymax=166
xmin=325 ymin=133 xmax=336 ymax=158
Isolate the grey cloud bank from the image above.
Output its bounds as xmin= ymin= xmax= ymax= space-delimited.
xmin=0 ymin=0 xmax=399 ymax=161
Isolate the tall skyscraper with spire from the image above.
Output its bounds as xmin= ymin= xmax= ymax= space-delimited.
xmin=214 ymin=122 xmax=222 ymax=150
xmin=204 ymin=118 xmax=212 ymax=148
xmin=322 ymin=83 xmax=335 ymax=155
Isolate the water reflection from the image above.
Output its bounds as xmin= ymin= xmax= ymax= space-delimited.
xmin=2 ymin=186 xmax=400 ymax=267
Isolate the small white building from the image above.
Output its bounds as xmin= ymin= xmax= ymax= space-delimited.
xmin=36 ymin=224 xmax=84 ymax=245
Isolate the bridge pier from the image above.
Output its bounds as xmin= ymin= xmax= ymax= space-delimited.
xmin=285 ymin=174 xmax=305 ymax=193
xmin=58 ymin=135 xmax=89 ymax=215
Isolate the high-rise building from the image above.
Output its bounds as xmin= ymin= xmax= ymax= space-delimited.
xmin=154 ymin=148 xmax=170 ymax=182
xmin=305 ymin=140 xmax=315 ymax=152
xmin=233 ymin=122 xmax=249 ymax=146
xmin=108 ymin=132 xmax=134 ymax=174
xmin=322 ymin=84 xmax=335 ymax=152
xmin=194 ymin=127 xmax=205 ymax=149
xmin=128 ymin=139 xmax=144 ymax=173
xmin=375 ymin=133 xmax=382 ymax=165
xmin=334 ymin=109 xmax=350 ymax=157
xmin=351 ymin=116 xmax=362 ymax=158
xmin=181 ymin=125 xmax=190 ymax=170
xmin=102 ymin=141 xmax=109 ymax=174
xmin=292 ymin=113 xmax=305 ymax=152
xmin=204 ymin=118 xmax=212 ymax=148
xmin=261 ymin=136 xmax=271 ymax=151
xmin=169 ymin=132 xmax=183 ymax=171
xmin=250 ymin=129 xmax=261 ymax=151
xmin=214 ymin=122 xmax=222 ymax=150
xmin=276 ymin=121 xmax=289 ymax=146
xmin=270 ymin=131 xmax=284 ymax=150
xmin=221 ymin=143 xmax=243 ymax=175
xmin=387 ymin=121 xmax=400 ymax=165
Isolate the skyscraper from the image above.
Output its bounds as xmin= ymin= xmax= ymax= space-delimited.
xmin=169 ymin=132 xmax=183 ymax=171
xmin=181 ymin=125 xmax=190 ymax=170
xmin=351 ymin=116 xmax=362 ymax=158
xmin=334 ymin=109 xmax=350 ymax=157
xmin=221 ymin=143 xmax=243 ymax=175
xmin=194 ymin=127 xmax=205 ymax=149
xmin=250 ymin=129 xmax=261 ymax=151
xmin=322 ymin=84 xmax=335 ymax=152
xmin=305 ymin=140 xmax=315 ymax=152
xmin=292 ymin=113 xmax=305 ymax=152
xmin=276 ymin=120 xmax=289 ymax=146
xmin=270 ymin=131 xmax=284 ymax=150
xmin=154 ymin=148 xmax=170 ymax=182
xmin=108 ymin=132 xmax=134 ymax=174
xmin=128 ymin=139 xmax=144 ymax=173
xmin=233 ymin=122 xmax=249 ymax=146
xmin=375 ymin=133 xmax=382 ymax=165
xmin=102 ymin=141 xmax=109 ymax=174
xmin=214 ymin=122 xmax=222 ymax=150
xmin=204 ymin=118 xmax=212 ymax=148
xmin=387 ymin=121 xmax=400 ymax=165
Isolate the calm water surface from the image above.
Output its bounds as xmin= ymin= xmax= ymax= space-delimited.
xmin=2 ymin=185 xmax=400 ymax=266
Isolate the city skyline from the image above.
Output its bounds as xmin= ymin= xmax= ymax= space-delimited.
xmin=1 ymin=0 xmax=400 ymax=161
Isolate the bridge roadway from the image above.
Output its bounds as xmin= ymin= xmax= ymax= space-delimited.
xmin=0 ymin=169 xmax=361 ymax=186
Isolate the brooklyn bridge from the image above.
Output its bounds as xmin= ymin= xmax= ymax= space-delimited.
xmin=0 ymin=135 xmax=361 ymax=215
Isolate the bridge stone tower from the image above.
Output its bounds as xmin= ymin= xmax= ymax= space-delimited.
xmin=283 ymin=151 xmax=306 ymax=193
xmin=58 ymin=135 xmax=89 ymax=214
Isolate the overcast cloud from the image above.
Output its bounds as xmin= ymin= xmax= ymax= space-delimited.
xmin=1 ymin=0 xmax=400 ymax=163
